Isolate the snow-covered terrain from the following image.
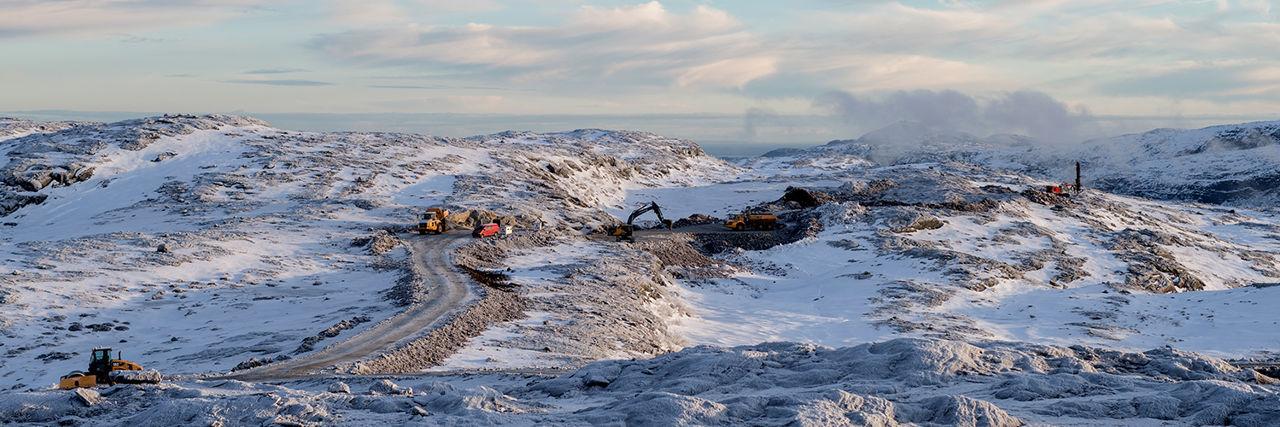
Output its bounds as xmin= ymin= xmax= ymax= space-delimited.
xmin=782 ymin=120 xmax=1280 ymax=207
xmin=3 ymin=115 xmax=1280 ymax=425
xmin=0 ymin=115 xmax=732 ymax=390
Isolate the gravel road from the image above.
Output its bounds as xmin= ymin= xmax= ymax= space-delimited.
xmin=226 ymin=233 xmax=473 ymax=381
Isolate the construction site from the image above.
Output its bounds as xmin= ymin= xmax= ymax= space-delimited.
xmin=1 ymin=115 xmax=1279 ymax=425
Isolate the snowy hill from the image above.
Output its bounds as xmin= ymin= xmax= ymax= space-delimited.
xmin=1067 ymin=121 xmax=1280 ymax=205
xmin=0 ymin=115 xmax=734 ymax=390
xmin=3 ymin=115 xmax=1280 ymax=425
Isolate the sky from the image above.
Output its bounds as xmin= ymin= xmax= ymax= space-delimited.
xmin=2 ymin=0 xmax=1279 ymax=151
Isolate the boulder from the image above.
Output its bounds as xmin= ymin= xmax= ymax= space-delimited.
xmin=327 ymin=382 xmax=351 ymax=394
xmin=369 ymin=379 xmax=413 ymax=396
xmin=71 ymin=388 xmax=102 ymax=407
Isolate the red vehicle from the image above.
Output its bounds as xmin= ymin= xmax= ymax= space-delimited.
xmin=472 ymin=223 xmax=501 ymax=238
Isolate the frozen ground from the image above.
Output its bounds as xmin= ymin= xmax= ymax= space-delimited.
xmin=3 ymin=115 xmax=1280 ymax=425
xmin=4 ymin=337 xmax=1279 ymax=426
xmin=0 ymin=115 xmax=730 ymax=391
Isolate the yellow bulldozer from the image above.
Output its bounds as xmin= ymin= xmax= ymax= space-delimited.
xmin=725 ymin=212 xmax=779 ymax=231
xmin=58 ymin=347 xmax=159 ymax=389
xmin=415 ymin=207 xmax=450 ymax=235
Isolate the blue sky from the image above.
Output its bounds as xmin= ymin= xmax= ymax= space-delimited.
xmin=2 ymin=0 xmax=1278 ymax=146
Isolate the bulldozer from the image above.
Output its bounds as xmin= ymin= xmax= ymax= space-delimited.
xmin=414 ymin=207 xmax=450 ymax=235
xmin=58 ymin=347 xmax=159 ymax=389
xmin=725 ymin=212 xmax=779 ymax=231
xmin=611 ymin=201 xmax=673 ymax=242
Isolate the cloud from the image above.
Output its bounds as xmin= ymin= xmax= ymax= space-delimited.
xmin=312 ymin=2 xmax=774 ymax=90
xmin=0 ymin=0 xmax=268 ymax=39
xmin=1096 ymin=64 xmax=1280 ymax=101
xmin=223 ymin=79 xmax=335 ymax=86
xmin=115 ymin=33 xmax=166 ymax=43
xmin=244 ymin=68 xmax=309 ymax=74
xmin=304 ymin=1 xmax=1280 ymax=119
xmin=814 ymin=89 xmax=1095 ymax=143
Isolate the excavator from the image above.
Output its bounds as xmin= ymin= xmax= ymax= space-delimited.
xmin=58 ymin=347 xmax=160 ymax=389
xmin=415 ymin=207 xmax=450 ymax=235
xmin=611 ymin=201 xmax=673 ymax=242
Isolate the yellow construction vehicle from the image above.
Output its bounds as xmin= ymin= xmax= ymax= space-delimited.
xmin=611 ymin=201 xmax=673 ymax=242
xmin=725 ymin=212 xmax=779 ymax=231
xmin=415 ymin=208 xmax=450 ymax=235
xmin=58 ymin=347 xmax=159 ymax=389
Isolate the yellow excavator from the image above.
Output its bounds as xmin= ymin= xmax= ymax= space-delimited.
xmin=58 ymin=347 xmax=159 ymax=389
xmin=611 ymin=201 xmax=673 ymax=242
xmin=415 ymin=207 xmax=450 ymax=235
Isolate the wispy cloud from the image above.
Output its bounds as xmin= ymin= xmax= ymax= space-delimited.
xmin=0 ymin=0 xmax=269 ymax=39
xmin=243 ymin=68 xmax=309 ymax=74
xmin=2 ymin=0 xmax=1278 ymax=130
xmin=223 ymin=79 xmax=334 ymax=87
xmin=313 ymin=2 xmax=775 ymax=90
xmin=114 ymin=33 xmax=166 ymax=43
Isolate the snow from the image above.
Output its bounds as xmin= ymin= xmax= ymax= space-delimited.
xmin=4 ymin=114 xmax=1280 ymax=425
xmin=392 ymin=174 xmax=455 ymax=206
xmin=0 ymin=116 xmax=731 ymax=390
xmin=7 ymin=337 xmax=1278 ymax=426
xmin=641 ymin=146 xmax=1280 ymax=360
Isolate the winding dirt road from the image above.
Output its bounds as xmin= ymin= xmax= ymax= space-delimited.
xmin=228 ymin=233 xmax=473 ymax=381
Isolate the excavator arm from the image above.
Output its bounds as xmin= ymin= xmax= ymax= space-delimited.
xmin=613 ymin=201 xmax=673 ymax=242
xmin=625 ymin=202 xmax=673 ymax=229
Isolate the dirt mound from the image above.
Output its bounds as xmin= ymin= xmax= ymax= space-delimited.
xmin=780 ymin=186 xmax=833 ymax=208
xmin=353 ymin=229 xmax=402 ymax=256
xmin=672 ymin=214 xmax=720 ymax=228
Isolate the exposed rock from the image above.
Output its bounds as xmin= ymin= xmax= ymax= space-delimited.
xmin=369 ymin=379 xmax=412 ymax=396
xmin=70 ymin=388 xmax=102 ymax=407
xmin=1108 ymin=228 xmax=1206 ymax=293
xmin=232 ymin=354 xmax=291 ymax=372
xmin=294 ymin=315 xmax=372 ymax=354
xmin=35 ymin=351 xmax=75 ymax=362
